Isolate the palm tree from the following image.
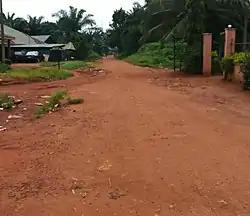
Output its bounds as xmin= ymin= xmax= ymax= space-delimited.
xmin=143 ymin=0 xmax=250 ymax=43
xmin=141 ymin=0 xmax=186 ymax=42
xmin=3 ymin=13 xmax=30 ymax=34
xmin=3 ymin=12 xmax=16 ymax=27
xmin=52 ymin=6 xmax=96 ymax=34
xmin=27 ymin=16 xmax=44 ymax=35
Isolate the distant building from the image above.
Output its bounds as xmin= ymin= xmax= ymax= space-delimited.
xmin=0 ymin=32 xmax=15 ymax=59
xmin=2 ymin=25 xmax=75 ymax=61
xmin=31 ymin=35 xmax=56 ymax=44
xmin=4 ymin=25 xmax=37 ymax=45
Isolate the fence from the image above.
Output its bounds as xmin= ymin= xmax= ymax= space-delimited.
xmin=235 ymin=42 xmax=250 ymax=53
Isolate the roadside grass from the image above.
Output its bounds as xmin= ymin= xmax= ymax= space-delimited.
xmin=62 ymin=61 xmax=91 ymax=70
xmin=34 ymin=90 xmax=84 ymax=119
xmin=40 ymin=61 xmax=92 ymax=70
xmin=0 ymin=64 xmax=11 ymax=73
xmin=40 ymin=61 xmax=63 ymax=67
xmin=0 ymin=67 xmax=73 ymax=81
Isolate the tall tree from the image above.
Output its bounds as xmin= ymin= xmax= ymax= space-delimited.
xmin=27 ymin=16 xmax=44 ymax=35
xmin=106 ymin=8 xmax=129 ymax=54
xmin=52 ymin=6 xmax=95 ymax=39
xmin=3 ymin=12 xmax=16 ymax=27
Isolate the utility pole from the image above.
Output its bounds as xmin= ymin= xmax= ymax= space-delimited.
xmin=0 ymin=0 xmax=5 ymax=62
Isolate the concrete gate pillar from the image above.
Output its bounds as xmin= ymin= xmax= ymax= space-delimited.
xmin=224 ymin=28 xmax=236 ymax=56
xmin=203 ymin=33 xmax=212 ymax=76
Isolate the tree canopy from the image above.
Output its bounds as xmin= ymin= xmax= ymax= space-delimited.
xmin=3 ymin=6 xmax=105 ymax=60
xmin=106 ymin=0 xmax=250 ymax=55
xmin=3 ymin=1 xmax=250 ymax=63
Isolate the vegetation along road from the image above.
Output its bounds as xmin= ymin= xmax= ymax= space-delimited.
xmin=1 ymin=58 xmax=250 ymax=215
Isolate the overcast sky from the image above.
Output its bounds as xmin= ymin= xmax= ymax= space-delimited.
xmin=3 ymin=0 xmax=145 ymax=29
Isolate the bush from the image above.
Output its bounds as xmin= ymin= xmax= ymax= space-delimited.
xmin=183 ymin=43 xmax=202 ymax=74
xmin=74 ymin=40 xmax=90 ymax=60
xmin=138 ymin=42 xmax=162 ymax=53
xmin=211 ymin=51 xmax=223 ymax=75
xmin=0 ymin=68 xmax=73 ymax=81
xmin=232 ymin=52 xmax=248 ymax=65
xmin=87 ymin=50 xmax=101 ymax=61
xmin=34 ymin=90 xmax=84 ymax=118
xmin=0 ymin=63 xmax=11 ymax=73
xmin=126 ymin=42 xmax=186 ymax=69
xmin=35 ymin=90 xmax=68 ymax=118
xmin=0 ymin=94 xmax=15 ymax=110
xmin=222 ymin=56 xmax=234 ymax=81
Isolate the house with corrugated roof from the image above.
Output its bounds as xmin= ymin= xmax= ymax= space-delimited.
xmin=31 ymin=35 xmax=56 ymax=44
xmin=4 ymin=25 xmax=37 ymax=45
xmin=0 ymin=32 xmax=15 ymax=59
xmin=1 ymin=25 xmax=76 ymax=61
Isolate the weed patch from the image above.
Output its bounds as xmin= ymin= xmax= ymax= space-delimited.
xmin=35 ymin=90 xmax=68 ymax=118
xmin=0 ymin=94 xmax=15 ymax=110
xmin=34 ymin=90 xmax=84 ymax=119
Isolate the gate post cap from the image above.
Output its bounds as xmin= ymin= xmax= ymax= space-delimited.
xmin=225 ymin=27 xmax=236 ymax=31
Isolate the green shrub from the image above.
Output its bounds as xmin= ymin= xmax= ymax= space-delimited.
xmin=211 ymin=51 xmax=223 ymax=75
xmin=222 ymin=56 xmax=234 ymax=81
xmin=0 ymin=68 xmax=73 ymax=81
xmin=35 ymin=90 xmax=68 ymax=118
xmin=183 ymin=44 xmax=202 ymax=74
xmin=34 ymin=91 xmax=84 ymax=118
xmin=138 ymin=42 xmax=162 ymax=53
xmin=126 ymin=42 xmax=186 ymax=69
xmin=0 ymin=94 xmax=15 ymax=110
xmin=74 ymin=40 xmax=90 ymax=60
xmin=0 ymin=63 xmax=11 ymax=73
xmin=242 ymin=55 xmax=250 ymax=90
xmin=232 ymin=52 xmax=248 ymax=64
xmin=87 ymin=50 xmax=101 ymax=61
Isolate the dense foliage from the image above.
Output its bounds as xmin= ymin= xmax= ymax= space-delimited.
xmin=243 ymin=56 xmax=250 ymax=90
xmin=106 ymin=0 xmax=250 ymax=73
xmin=4 ymin=0 xmax=250 ymax=72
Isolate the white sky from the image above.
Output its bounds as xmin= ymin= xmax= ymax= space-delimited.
xmin=3 ymin=0 xmax=145 ymax=29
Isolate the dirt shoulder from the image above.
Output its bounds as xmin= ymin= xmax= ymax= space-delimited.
xmin=1 ymin=59 xmax=250 ymax=215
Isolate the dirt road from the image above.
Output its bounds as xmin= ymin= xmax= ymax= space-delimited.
xmin=2 ymin=59 xmax=250 ymax=215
